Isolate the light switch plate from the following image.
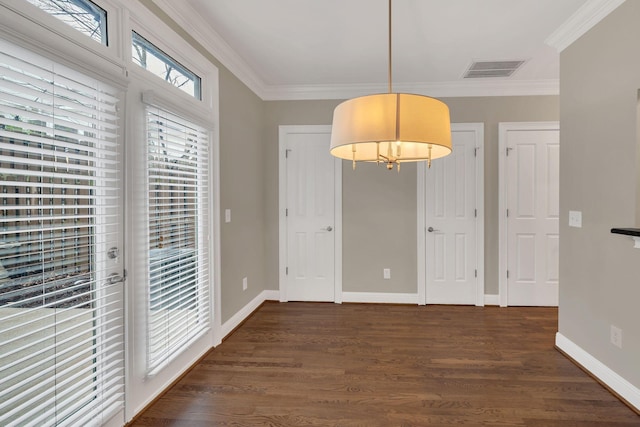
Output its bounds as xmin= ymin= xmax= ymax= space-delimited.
xmin=569 ymin=210 xmax=582 ymax=228
xmin=383 ymin=268 xmax=391 ymax=279
xmin=225 ymin=209 xmax=231 ymax=223
xmin=610 ymin=325 xmax=622 ymax=348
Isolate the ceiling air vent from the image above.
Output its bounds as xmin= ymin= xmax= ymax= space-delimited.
xmin=463 ymin=60 xmax=526 ymax=78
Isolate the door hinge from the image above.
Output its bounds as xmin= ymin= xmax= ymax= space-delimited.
xmin=285 ymin=149 xmax=292 ymax=159
xmin=506 ymin=209 xmax=509 ymax=217
xmin=506 ymin=147 xmax=513 ymax=156
xmin=474 ymin=147 xmax=478 ymax=157
xmin=286 ymin=267 xmax=289 ymax=275
xmin=474 ymin=209 xmax=477 ymax=218
xmin=286 ymin=208 xmax=288 ymax=217
xmin=474 ymin=269 xmax=477 ymax=278
xmin=506 ymin=270 xmax=510 ymax=279
xmin=123 ymin=269 xmax=128 ymax=281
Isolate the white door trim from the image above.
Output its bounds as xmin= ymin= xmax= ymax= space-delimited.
xmin=498 ymin=121 xmax=560 ymax=307
xmin=278 ymin=125 xmax=343 ymax=303
xmin=417 ymin=122 xmax=485 ymax=306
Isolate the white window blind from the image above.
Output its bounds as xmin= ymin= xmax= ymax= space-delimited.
xmin=0 ymin=41 xmax=123 ymax=426
xmin=146 ymin=105 xmax=210 ymax=375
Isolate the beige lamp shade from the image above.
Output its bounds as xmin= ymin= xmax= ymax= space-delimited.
xmin=330 ymin=93 xmax=452 ymax=165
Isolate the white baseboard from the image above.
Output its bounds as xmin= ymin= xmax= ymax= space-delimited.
xmin=556 ymin=332 xmax=640 ymax=411
xmin=484 ymin=294 xmax=500 ymax=306
xmin=262 ymin=289 xmax=280 ymax=301
xmin=220 ymin=290 xmax=271 ymax=340
xmin=341 ymin=292 xmax=419 ymax=305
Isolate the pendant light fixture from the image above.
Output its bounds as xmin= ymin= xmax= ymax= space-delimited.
xmin=329 ymin=0 xmax=452 ymax=171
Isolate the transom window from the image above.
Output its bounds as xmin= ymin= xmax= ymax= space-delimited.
xmin=132 ymin=31 xmax=202 ymax=100
xmin=26 ymin=0 xmax=107 ymax=45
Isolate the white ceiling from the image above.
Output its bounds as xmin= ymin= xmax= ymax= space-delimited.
xmin=156 ymin=0 xmax=622 ymax=100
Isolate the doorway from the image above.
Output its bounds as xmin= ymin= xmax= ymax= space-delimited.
xmin=418 ymin=123 xmax=485 ymax=306
xmin=278 ymin=125 xmax=342 ymax=302
xmin=499 ymin=122 xmax=560 ymax=306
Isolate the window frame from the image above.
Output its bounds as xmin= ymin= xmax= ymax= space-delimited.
xmin=25 ymin=0 xmax=109 ymax=46
xmin=0 ymin=0 xmax=124 ymax=74
xmin=127 ymin=11 xmax=216 ymax=116
xmin=131 ymin=30 xmax=202 ymax=100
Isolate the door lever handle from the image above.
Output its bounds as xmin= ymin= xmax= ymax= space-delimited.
xmin=106 ymin=273 xmax=124 ymax=285
xmin=427 ymin=226 xmax=440 ymax=233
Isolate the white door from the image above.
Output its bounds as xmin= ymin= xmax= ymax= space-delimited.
xmin=500 ymin=123 xmax=559 ymax=306
xmin=280 ymin=127 xmax=340 ymax=302
xmin=423 ymin=124 xmax=483 ymax=305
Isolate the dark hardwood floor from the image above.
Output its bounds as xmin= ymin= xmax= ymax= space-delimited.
xmin=130 ymin=302 xmax=639 ymax=426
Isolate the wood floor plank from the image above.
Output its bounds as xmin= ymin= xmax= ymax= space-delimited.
xmin=129 ymin=302 xmax=639 ymax=426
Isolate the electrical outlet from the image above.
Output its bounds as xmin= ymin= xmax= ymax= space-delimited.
xmin=610 ymin=325 xmax=622 ymax=349
xmin=383 ymin=268 xmax=391 ymax=279
xmin=242 ymin=277 xmax=248 ymax=291
xmin=569 ymin=210 xmax=582 ymax=228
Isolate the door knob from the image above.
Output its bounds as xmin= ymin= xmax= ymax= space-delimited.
xmin=427 ymin=226 xmax=439 ymax=233
xmin=324 ymin=226 xmax=333 ymax=232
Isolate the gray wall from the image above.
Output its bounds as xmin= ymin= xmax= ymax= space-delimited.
xmin=218 ymin=68 xmax=266 ymax=322
xmin=264 ymin=97 xmax=559 ymax=295
xmin=559 ymin=0 xmax=640 ymax=389
xmin=342 ymin=162 xmax=418 ymax=293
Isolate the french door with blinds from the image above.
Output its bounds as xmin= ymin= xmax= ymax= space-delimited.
xmin=125 ymin=19 xmax=216 ymax=413
xmin=145 ymin=105 xmax=210 ymax=375
xmin=0 ymin=40 xmax=125 ymax=426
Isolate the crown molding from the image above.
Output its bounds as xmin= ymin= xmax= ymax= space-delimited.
xmin=150 ymin=0 xmax=267 ymax=99
xmin=546 ymin=0 xmax=627 ymax=52
xmin=261 ymin=80 xmax=560 ymax=101
xmin=151 ymin=0 xmax=559 ymax=101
